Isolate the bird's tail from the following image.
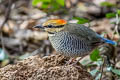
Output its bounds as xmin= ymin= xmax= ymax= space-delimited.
xmin=97 ymin=34 xmax=116 ymax=45
xmin=100 ymin=37 xmax=116 ymax=45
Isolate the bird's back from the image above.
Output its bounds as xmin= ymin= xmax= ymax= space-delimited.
xmin=64 ymin=23 xmax=103 ymax=43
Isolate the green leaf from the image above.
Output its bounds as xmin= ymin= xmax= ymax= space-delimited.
xmin=19 ymin=53 xmax=31 ymax=60
xmin=81 ymin=59 xmax=91 ymax=66
xmin=32 ymin=0 xmax=51 ymax=6
xmin=51 ymin=2 xmax=60 ymax=10
xmin=73 ymin=17 xmax=89 ymax=24
xmin=90 ymin=70 xmax=101 ymax=80
xmin=56 ymin=0 xmax=64 ymax=6
xmin=117 ymin=10 xmax=120 ymax=15
xmin=90 ymin=69 xmax=99 ymax=76
xmin=107 ymin=66 xmax=112 ymax=71
xmin=0 ymin=48 xmax=8 ymax=61
xmin=1 ymin=59 xmax=9 ymax=67
xmin=110 ymin=21 xmax=116 ymax=24
xmin=41 ymin=2 xmax=49 ymax=9
xmin=95 ymin=60 xmax=103 ymax=66
xmin=95 ymin=73 xmax=101 ymax=80
xmin=32 ymin=0 xmax=41 ymax=6
xmin=112 ymin=68 xmax=120 ymax=75
xmin=32 ymin=0 xmax=65 ymax=11
xmin=41 ymin=0 xmax=51 ymax=2
xmin=90 ymin=48 xmax=101 ymax=61
xmin=100 ymin=1 xmax=115 ymax=7
xmin=105 ymin=13 xmax=116 ymax=18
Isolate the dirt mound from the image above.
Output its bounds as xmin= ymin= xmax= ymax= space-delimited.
xmin=0 ymin=54 xmax=93 ymax=80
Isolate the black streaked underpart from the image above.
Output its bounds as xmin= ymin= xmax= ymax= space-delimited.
xmin=49 ymin=31 xmax=94 ymax=57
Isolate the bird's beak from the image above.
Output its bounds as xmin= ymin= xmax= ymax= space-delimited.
xmin=33 ymin=25 xmax=45 ymax=29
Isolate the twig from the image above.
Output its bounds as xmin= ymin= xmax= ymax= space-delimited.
xmin=99 ymin=58 xmax=105 ymax=80
xmin=112 ymin=14 xmax=120 ymax=39
xmin=0 ymin=0 xmax=12 ymax=51
xmin=0 ymin=0 xmax=12 ymax=30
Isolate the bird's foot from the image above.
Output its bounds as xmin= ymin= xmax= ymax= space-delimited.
xmin=65 ymin=57 xmax=84 ymax=69
xmin=65 ymin=58 xmax=76 ymax=65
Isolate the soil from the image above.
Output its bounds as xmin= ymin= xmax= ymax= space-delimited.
xmin=0 ymin=54 xmax=93 ymax=80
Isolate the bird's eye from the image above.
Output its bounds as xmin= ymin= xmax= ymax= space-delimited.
xmin=48 ymin=25 xmax=53 ymax=28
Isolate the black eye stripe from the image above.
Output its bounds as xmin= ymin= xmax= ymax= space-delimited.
xmin=48 ymin=25 xmax=53 ymax=28
xmin=54 ymin=25 xmax=64 ymax=28
xmin=44 ymin=25 xmax=64 ymax=28
xmin=44 ymin=25 xmax=52 ymax=28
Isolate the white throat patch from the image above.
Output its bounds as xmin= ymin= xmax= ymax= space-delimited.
xmin=48 ymin=33 xmax=55 ymax=36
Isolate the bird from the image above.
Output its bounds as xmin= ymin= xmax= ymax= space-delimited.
xmin=34 ymin=19 xmax=116 ymax=63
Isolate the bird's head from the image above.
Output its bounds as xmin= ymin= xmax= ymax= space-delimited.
xmin=34 ymin=19 xmax=67 ymax=34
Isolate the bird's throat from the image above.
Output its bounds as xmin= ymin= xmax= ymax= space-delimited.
xmin=48 ymin=32 xmax=55 ymax=36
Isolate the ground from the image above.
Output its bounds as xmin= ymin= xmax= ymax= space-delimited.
xmin=0 ymin=54 xmax=93 ymax=80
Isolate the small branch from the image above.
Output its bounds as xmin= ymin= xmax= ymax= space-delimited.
xmin=0 ymin=0 xmax=12 ymax=30
xmin=99 ymin=58 xmax=105 ymax=80
xmin=0 ymin=0 xmax=12 ymax=50
xmin=115 ymin=14 xmax=120 ymax=36
xmin=112 ymin=14 xmax=120 ymax=39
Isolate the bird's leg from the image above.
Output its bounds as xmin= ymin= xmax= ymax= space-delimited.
xmin=65 ymin=57 xmax=83 ymax=66
xmin=65 ymin=58 xmax=76 ymax=65
xmin=71 ymin=57 xmax=83 ymax=66
xmin=70 ymin=57 xmax=85 ymax=69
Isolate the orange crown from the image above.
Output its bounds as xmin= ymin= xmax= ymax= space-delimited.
xmin=43 ymin=19 xmax=67 ymax=26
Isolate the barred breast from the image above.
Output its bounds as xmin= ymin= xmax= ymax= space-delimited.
xmin=49 ymin=32 xmax=95 ymax=57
